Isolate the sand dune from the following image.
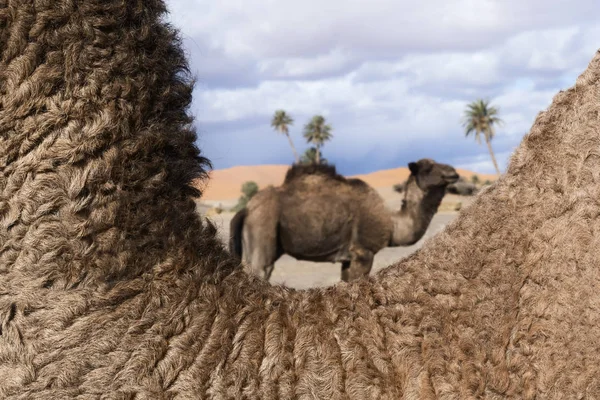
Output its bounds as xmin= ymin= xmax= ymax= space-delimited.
xmin=197 ymin=164 xmax=498 ymax=201
xmin=196 ymin=165 xmax=289 ymax=201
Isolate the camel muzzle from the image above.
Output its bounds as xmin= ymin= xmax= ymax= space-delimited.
xmin=444 ymin=173 xmax=460 ymax=183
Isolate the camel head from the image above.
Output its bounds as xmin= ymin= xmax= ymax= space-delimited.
xmin=408 ymin=158 xmax=459 ymax=191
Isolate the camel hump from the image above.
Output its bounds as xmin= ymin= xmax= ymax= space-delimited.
xmin=346 ymin=177 xmax=369 ymax=188
xmin=283 ymin=163 xmax=369 ymax=189
xmin=283 ymin=163 xmax=341 ymax=183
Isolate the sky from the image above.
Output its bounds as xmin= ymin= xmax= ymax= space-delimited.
xmin=165 ymin=0 xmax=600 ymax=175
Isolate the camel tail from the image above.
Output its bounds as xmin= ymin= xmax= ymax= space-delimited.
xmin=229 ymin=208 xmax=247 ymax=259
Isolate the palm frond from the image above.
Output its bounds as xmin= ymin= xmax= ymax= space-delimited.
xmin=462 ymin=99 xmax=502 ymax=145
xmin=271 ymin=110 xmax=294 ymax=135
xmin=303 ymin=115 xmax=333 ymax=145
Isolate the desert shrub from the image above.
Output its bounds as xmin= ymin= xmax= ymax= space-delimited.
xmin=206 ymin=206 xmax=223 ymax=216
xmin=232 ymin=181 xmax=259 ymax=212
xmin=241 ymin=181 xmax=259 ymax=198
xmin=393 ymin=182 xmax=406 ymax=193
xmin=300 ymin=147 xmax=328 ymax=165
xmin=470 ymin=174 xmax=480 ymax=185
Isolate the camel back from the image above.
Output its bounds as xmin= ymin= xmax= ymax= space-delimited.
xmin=284 ymin=163 xmax=369 ymax=189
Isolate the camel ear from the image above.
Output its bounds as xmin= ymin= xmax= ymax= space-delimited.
xmin=408 ymin=162 xmax=418 ymax=175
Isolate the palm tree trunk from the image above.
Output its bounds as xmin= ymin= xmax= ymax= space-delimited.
xmin=486 ymin=138 xmax=501 ymax=176
xmin=286 ymin=133 xmax=300 ymax=164
xmin=316 ymin=146 xmax=321 ymax=164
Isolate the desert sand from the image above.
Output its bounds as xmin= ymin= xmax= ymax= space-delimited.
xmin=204 ymin=209 xmax=458 ymax=289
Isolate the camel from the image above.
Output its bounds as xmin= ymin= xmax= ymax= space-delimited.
xmin=2 ymin=1 xmax=600 ymax=398
xmin=230 ymin=160 xmax=459 ymax=281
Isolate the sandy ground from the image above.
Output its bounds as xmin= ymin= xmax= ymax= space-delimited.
xmin=201 ymin=207 xmax=458 ymax=290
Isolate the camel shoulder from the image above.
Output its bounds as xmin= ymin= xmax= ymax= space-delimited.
xmin=246 ymin=185 xmax=281 ymax=211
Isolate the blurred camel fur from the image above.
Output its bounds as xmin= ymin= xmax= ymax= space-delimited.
xmin=2 ymin=1 xmax=600 ymax=398
xmin=230 ymin=159 xmax=459 ymax=281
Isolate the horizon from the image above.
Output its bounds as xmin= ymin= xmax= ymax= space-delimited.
xmin=204 ymin=161 xmax=498 ymax=178
xmin=166 ymin=0 xmax=599 ymax=176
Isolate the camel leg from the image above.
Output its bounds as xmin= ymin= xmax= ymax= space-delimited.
xmin=264 ymin=264 xmax=275 ymax=280
xmin=341 ymin=249 xmax=374 ymax=282
xmin=242 ymin=220 xmax=278 ymax=281
xmin=245 ymin=241 xmax=277 ymax=281
xmin=341 ymin=261 xmax=351 ymax=282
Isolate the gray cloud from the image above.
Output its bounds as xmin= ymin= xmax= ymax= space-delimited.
xmin=169 ymin=0 xmax=600 ymax=59
xmin=166 ymin=0 xmax=600 ymax=175
xmin=181 ymin=37 xmax=261 ymax=89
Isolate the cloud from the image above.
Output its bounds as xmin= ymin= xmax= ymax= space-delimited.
xmin=168 ymin=0 xmax=599 ymax=59
xmin=179 ymin=37 xmax=261 ymax=89
xmin=453 ymin=151 xmax=515 ymax=175
xmin=258 ymin=48 xmax=361 ymax=80
xmin=165 ymin=0 xmax=600 ymax=175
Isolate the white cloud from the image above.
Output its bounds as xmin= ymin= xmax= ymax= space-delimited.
xmin=167 ymin=0 xmax=599 ymax=59
xmin=165 ymin=0 xmax=600 ymax=174
xmin=493 ymin=88 xmax=558 ymax=136
xmin=258 ymin=48 xmax=358 ymax=79
xmin=454 ymin=150 xmax=514 ymax=174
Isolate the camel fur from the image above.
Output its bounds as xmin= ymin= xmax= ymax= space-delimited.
xmin=1 ymin=1 xmax=600 ymax=398
xmin=230 ymin=160 xmax=458 ymax=281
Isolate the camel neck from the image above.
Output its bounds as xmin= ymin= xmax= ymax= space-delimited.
xmin=0 ymin=1 xmax=223 ymax=289
xmin=389 ymin=179 xmax=446 ymax=246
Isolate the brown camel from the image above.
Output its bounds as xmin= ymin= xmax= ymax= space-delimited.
xmin=230 ymin=160 xmax=459 ymax=281
xmin=2 ymin=1 xmax=600 ymax=398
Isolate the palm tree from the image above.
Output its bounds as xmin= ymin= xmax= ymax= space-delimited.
xmin=462 ymin=99 xmax=503 ymax=176
xmin=271 ymin=110 xmax=299 ymax=163
xmin=303 ymin=115 xmax=333 ymax=164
